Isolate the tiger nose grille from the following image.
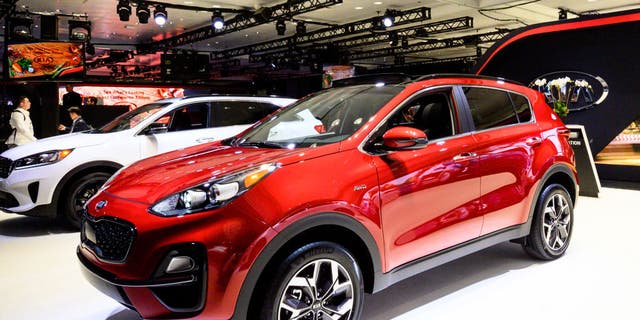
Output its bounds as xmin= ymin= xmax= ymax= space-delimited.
xmin=0 ymin=157 xmax=13 ymax=178
xmin=82 ymin=216 xmax=136 ymax=263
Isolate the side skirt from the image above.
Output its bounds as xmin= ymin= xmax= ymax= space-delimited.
xmin=372 ymin=223 xmax=531 ymax=293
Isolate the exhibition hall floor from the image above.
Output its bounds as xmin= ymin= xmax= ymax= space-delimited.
xmin=1 ymin=183 xmax=639 ymax=320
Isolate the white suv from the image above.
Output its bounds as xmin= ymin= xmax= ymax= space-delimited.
xmin=0 ymin=95 xmax=295 ymax=227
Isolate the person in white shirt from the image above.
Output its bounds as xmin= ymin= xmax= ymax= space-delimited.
xmin=5 ymin=96 xmax=37 ymax=148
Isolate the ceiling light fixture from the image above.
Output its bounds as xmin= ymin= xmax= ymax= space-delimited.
xmin=276 ymin=19 xmax=286 ymax=36
xmin=212 ymin=10 xmax=224 ymax=30
xmin=154 ymin=5 xmax=168 ymax=26
xmin=296 ymin=21 xmax=306 ymax=35
xmin=136 ymin=2 xmax=151 ymax=24
xmin=69 ymin=20 xmax=92 ymax=41
xmin=117 ymin=0 xmax=132 ymax=21
xmin=382 ymin=9 xmax=395 ymax=27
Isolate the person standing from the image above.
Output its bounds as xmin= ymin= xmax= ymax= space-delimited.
xmin=62 ymin=84 xmax=82 ymax=107
xmin=58 ymin=106 xmax=91 ymax=133
xmin=5 ymin=96 xmax=37 ymax=148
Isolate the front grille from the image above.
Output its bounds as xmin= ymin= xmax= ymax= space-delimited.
xmin=0 ymin=157 xmax=13 ymax=178
xmin=82 ymin=215 xmax=136 ymax=263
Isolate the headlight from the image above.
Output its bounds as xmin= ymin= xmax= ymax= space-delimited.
xmin=149 ymin=163 xmax=279 ymax=217
xmin=14 ymin=149 xmax=73 ymax=169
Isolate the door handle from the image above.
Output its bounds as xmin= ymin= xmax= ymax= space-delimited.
xmin=525 ymin=137 xmax=542 ymax=146
xmin=453 ymin=152 xmax=477 ymax=162
xmin=196 ymin=137 xmax=217 ymax=143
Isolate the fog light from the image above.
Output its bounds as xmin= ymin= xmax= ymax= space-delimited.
xmin=166 ymin=256 xmax=195 ymax=274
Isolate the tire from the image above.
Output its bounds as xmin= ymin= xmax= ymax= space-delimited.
xmin=523 ymin=183 xmax=574 ymax=260
xmin=61 ymin=172 xmax=111 ymax=229
xmin=259 ymin=241 xmax=364 ymax=320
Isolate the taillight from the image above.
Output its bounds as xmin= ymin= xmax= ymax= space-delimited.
xmin=314 ymin=124 xmax=326 ymax=133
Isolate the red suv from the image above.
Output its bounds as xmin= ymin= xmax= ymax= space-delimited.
xmin=78 ymin=75 xmax=577 ymax=320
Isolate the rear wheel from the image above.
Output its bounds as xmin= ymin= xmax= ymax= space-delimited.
xmin=260 ymin=241 xmax=364 ymax=320
xmin=523 ymin=183 xmax=574 ymax=260
xmin=61 ymin=172 xmax=111 ymax=229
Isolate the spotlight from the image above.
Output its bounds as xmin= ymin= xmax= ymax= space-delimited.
xmin=276 ymin=19 xmax=286 ymax=36
xmin=401 ymin=36 xmax=409 ymax=49
xmin=136 ymin=2 xmax=150 ymax=24
xmin=296 ymin=21 xmax=306 ymax=35
xmin=212 ymin=10 xmax=224 ymax=30
xmin=154 ymin=5 xmax=167 ymax=26
xmin=388 ymin=31 xmax=398 ymax=47
xmin=69 ymin=20 xmax=91 ymax=41
xmin=117 ymin=0 xmax=131 ymax=21
xmin=558 ymin=8 xmax=568 ymax=20
xmin=9 ymin=17 xmax=33 ymax=40
xmin=382 ymin=9 xmax=395 ymax=28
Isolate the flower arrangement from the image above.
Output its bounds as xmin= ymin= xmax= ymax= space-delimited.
xmin=530 ymin=76 xmax=594 ymax=117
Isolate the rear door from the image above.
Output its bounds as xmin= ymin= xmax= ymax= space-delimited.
xmin=460 ymin=86 xmax=540 ymax=235
xmin=210 ymin=101 xmax=281 ymax=140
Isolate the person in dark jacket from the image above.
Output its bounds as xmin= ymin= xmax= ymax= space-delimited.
xmin=58 ymin=106 xmax=92 ymax=133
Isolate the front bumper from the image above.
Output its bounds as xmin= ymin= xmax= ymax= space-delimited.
xmin=0 ymin=165 xmax=63 ymax=217
xmin=78 ymin=242 xmax=207 ymax=318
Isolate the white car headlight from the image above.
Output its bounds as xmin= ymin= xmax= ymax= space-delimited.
xmin=13 ymin=149 xmax=73 ymax=169
xmin=149 ymin=163 xmax=279 ymax=217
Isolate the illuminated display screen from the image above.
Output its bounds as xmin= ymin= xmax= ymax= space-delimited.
xmin=7 ymin=42 xmax=84 ymax=79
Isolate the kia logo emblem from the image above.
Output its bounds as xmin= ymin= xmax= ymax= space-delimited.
xmin=96 ymin=200 xmax=108 ymax=210
xmin=529 ymin=71 xmax=609 ymax=112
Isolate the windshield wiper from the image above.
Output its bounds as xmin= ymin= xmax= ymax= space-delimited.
xmin=238 ymin=141 xmax=288 ymax=149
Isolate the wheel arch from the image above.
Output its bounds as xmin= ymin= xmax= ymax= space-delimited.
xmin=52 ymin=161 xmax=123 ymax=215
xmin=516 ymin=162 xmax=577 ymax=241
xmin=235 ymin=212 xmax=382 ymax=320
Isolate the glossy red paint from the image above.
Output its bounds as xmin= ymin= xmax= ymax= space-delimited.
xmin=79 ymin=75 xmax=577 ymax=319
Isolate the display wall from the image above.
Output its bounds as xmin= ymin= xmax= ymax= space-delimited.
xmin=475 ymin=9 xmax=640 ymax=181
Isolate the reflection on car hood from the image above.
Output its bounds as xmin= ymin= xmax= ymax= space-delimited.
xmin=102 ymin=144 xmax=320 ymax=204
xmin=1 ymin=131 xmax=114 ymax=160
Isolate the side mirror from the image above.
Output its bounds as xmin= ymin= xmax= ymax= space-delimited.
xmin=145 ymin=122 xmax=168 ymax=135
xmin=382 ymin=126 xmax=428 ymax=150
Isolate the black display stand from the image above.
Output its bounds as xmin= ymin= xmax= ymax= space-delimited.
xmin=567 ymin=124 xmax=601 ymax=197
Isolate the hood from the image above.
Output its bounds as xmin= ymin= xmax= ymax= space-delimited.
xmin=1 ymin=131 xmax=115 ymax=160
xmin=102 ymin=143 xmax=337 ymax=204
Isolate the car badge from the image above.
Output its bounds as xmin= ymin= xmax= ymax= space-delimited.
xmin=96 ymin=200 xmax=108 ymax=210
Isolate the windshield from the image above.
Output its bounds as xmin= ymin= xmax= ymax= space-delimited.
xmin=97 ymin=103 xmax=170 ymax=133
xmin=236 ymin=85 xmax=403 ymax=148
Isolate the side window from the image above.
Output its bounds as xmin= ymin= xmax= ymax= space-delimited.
xmin=211 ymin=102 xmax=279 ymax=127
xmin=464 ymin=87 xmax=518 ymax=130
xmin=166 ymin=102 xmax=208 ymax=132
xmin=383 ymin=91 xmax=456 ymax=140
xmin=510 ymin=92 xmax=532 ymax=123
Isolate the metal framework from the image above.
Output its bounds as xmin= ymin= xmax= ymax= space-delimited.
xmin=136 ymin=0 xmax=343 ymax=53
xmin=347 ymin=30 xmax=509 ymax=61
xmin=212 ymin=6 xmax=432 ymax=59
xmin=373 ymin=55 xmax=478 ymax=71
xmin=241 ymin=16 xmax=471 ymax=63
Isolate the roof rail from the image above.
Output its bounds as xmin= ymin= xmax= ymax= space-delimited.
xmin=412 ymin=73 xmax=523 ymax=85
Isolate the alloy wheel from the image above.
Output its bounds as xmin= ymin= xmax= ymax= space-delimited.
xmin=542 ymin=193 xmax=571 ymax=251
xmin=277 ymin=258 xmax=354 ymax=320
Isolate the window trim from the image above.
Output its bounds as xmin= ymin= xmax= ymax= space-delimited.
xmin=359 ymin=85 xmax=470 ymax=155
xmin=457 ymin=85 xmax=536 ymax=134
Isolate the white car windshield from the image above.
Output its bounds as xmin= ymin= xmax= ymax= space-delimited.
xmin=235 ymin=85 xmax=403 ymax=149
xmin=96 ymin=103 xmax=170 ymax=133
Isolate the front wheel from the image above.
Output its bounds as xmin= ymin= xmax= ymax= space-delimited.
xmin=61 ymin=172 xmax=111 ymax=229
xmin=260 ymin=241 xmax=364 ymax=320
xmin=523 ymin=183 xmax=574 ymax=260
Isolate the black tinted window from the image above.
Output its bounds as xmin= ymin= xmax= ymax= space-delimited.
xmin=212 ymin=102 xmax=279 ymax=127
xmin=464 ymin=87 xmax=518 ymax=130
xmin=510 ymin=92 xmax=532 ymax=123
xmin=167 ymin=102 xmax=208 ymax=132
